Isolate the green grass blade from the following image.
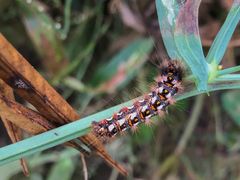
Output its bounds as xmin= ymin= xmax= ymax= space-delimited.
xmin=90 ymin=38 xmax=154 ymax=88
xmin=218 ymin=65 xmax=240 ymax=76
xmin=176 ymin=81 xmax=240 ymax=101
xmin=58 ymin=0 xmax=72 ymax=39
xmin=207 ymin=0 xmax=240 ymax=65
xmin=0 ymin=119 xmax=89 ymax=166
xmin=0 ymin=100 xmax=133 ymax=166
xmin=214 ymin=74 xmax=240 ymax=82
xmin=2 ymin=82 xmax=240 ymax=165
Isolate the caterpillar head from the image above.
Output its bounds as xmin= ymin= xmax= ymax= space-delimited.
xmin=161 ymin=60 xmax=184 ymax=82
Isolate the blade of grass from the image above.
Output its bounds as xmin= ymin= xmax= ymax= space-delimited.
xmin=153 ymin=95 xmax=204 ymax=178
xmin=0 ymin=118 xmax=90 ymax=165
xmin=207 ymin=0 xmax=240 ymax=65
xmin=175 ymin=95 xmax=204 ymax=155
xmin=58 ymin=0 xmax=72 ymax=40
xmin=217 ymin=65 xmax=240 ymax=76
xmin=90 ymin=38 xmax=154 ymax=91
xmin=1 ymin=82 xmax=240 ymax=166
xmin=214 ymin=74 xmax=240 ymax=82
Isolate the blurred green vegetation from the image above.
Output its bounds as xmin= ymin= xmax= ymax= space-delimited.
xmin=0 ymin=0 xmax=240 ymax=179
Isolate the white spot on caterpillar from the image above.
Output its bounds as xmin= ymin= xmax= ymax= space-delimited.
xmin=139 ymin=99 xmax=145 ymax=103
xmin=128 ymin=105 xmax=134 ymax=110
xmin=118 ymin=118 xmax=125 ymax=126
xmin=130 ymin=112 xmax=137 ymax=119
xmin=151 ymin=96 xmax=157 ymax=104
xmin=117 ymin=112 xmax=123 ymax=116
xmin=141 ymin=105 xmax=148 ymax=112
xmin=106 ymin=117 xmax=113 ymax=121
xmin=166 ymin=93 xmax=172 ymax=98
xmin=157 ymin=104 xmax=164 ymax=110
xmin=158 ymin=87 xmax=163 ymax=93
xmin=108 ymin=124 xmax=115 ymax=132
xmin=172 ymin=80 xmax=177 ymax=84
xmin=162 ymin=75 xmax=168 ymax=81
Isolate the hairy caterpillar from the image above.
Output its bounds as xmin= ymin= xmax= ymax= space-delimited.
xmin=92 ymin=60 xmax=183 ymax=140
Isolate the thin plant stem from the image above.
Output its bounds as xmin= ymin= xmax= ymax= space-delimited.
xmin=80 ymin=153 xmax=88 ymax=180
xmin=175 ymin=95 xmax=204 ymax=155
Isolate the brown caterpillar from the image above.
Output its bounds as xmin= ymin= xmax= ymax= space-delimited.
xmin=92 ymin=60 xmax=183 ymax=140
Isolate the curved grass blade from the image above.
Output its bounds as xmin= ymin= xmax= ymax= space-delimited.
xmin=52 ymin=6 xmax=108 ymax=84
xmin=58 ymin=0 xmax=72 ymax=40
xmin=90 ymin=38 xmax=154 ymax=92
xmin=156 ymin=0 xmax=209 ymax=91
xmin=2 ymin=82 xmax=240 ymax=166
xmin=207 ymin=0 xmax=240 ymax=65
xmin=214 ymin=74 xmax=240 ymax=82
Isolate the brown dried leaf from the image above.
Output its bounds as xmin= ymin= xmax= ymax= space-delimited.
xmin=0 ymin=93 xmax=55 ymax=134
xmin=0 ymin=33 xmax=127 ymax=175
xmin=0 ymin=90 xmax=91 ymax=153
xmin=0 ymin=79 xmax=29 ymax=176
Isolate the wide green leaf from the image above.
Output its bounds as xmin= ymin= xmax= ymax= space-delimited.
xmin=155 ymin=0 xmax=181 ymax=59
xmin=156 ymin=0 xmax=209 ymax=91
